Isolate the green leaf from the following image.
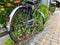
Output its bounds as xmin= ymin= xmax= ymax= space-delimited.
xmin=6 ymin=39 xmax=14 ymax=45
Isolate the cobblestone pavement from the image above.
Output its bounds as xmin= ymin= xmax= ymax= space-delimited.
xmin=38 ymin=10 xmax=60 ymax=45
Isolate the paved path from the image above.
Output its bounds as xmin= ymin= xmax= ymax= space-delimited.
xmin=38 ymin=10 xmax=60 ymax=45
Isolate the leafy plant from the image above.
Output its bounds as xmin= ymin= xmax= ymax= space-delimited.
xmin=49 ymin=6 xmax=55 ymax=12
xmin=40 ymin=4 xmax=50 ymax=20
xmin=5 ymin=39 xmax=14 ymax=45
xmin=0 ymin=0 xmax=15 ymax=26
xmin=26 ymin=28 xmax=31 ymax=34
xmin=30 ymin=9 xmax=44 ymax=35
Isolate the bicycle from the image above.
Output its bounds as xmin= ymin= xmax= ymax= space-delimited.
xmin=6 ymin=0 xmax=45 ymax=42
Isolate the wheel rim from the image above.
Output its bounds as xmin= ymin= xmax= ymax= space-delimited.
xmin=10 ymin=7 xmax=34 ymax=42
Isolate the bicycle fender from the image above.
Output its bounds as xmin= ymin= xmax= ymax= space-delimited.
xmin=6 ymin=6 xmax=25 ymax=31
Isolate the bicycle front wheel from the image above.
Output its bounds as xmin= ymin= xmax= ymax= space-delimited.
xmin=8 ymin=6 xmax=33 ymax=42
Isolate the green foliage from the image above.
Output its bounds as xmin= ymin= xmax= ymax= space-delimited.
xmin=6 ymin=39 xmax=14 ymax=45
xmin=26 ymin=28 xmax=31 ymax=34
xmin=40 ymin=4 xmax=50 ymax=20
xmin=49 ymin=6 xmax=55 ymax=12
xmin=0 ymin=10 xmax=7 ymax=24
xmin=13 ymin=29 xmax=23 ymax=37
xmin=33 ymin=9 xmax=44 ymax=31
xmin=0 ymin=1 xmax=15 ymax=26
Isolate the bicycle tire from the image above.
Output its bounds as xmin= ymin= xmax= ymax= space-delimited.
xmin=7 ymin=6 xmax=33 ymax=42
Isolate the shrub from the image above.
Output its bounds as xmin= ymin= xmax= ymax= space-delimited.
xmin=40 ymin=4 xmax=50 ymax=20
xmin=49 ymin=6 xmax=55 ymax=12
xmin=0 ymin=1 xmax=15 ymax=26
xmin=0 ymin=0 xmax=29 ymax=26
xmin=33 ymin=9 xmax=44 ymax=32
